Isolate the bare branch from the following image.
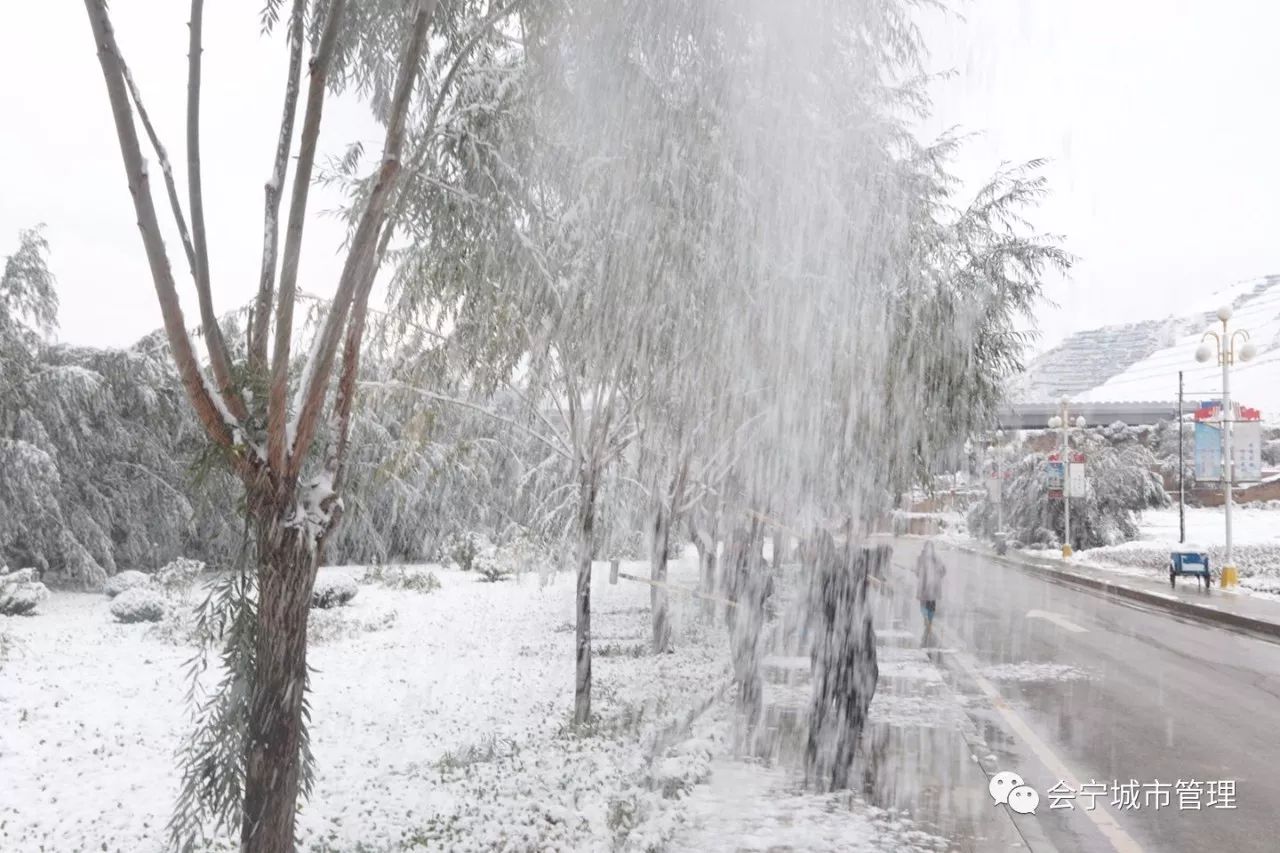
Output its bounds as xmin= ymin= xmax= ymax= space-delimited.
xmin=267 ymin=0 xmax=349 ymax=472
xmin=249 ymin=0 xmax=307 ymax=377
xmin=81 ymin=0 xmax=236 ymax=452
xmin=287 ymin=0 xmax=438 ymax=477
xmin=185 ymin=0 xmax=245 ymax=421
xmin=120 ymin=67 xmax=196 ymax=279
xmin=326 ymin=240 xmax=380 ymax=493
xmin=361 ymin=380 xmax=573 ymax=463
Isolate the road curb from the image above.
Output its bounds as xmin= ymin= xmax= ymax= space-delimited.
xmin=944 ymin=541 xmax=1280 ymax=643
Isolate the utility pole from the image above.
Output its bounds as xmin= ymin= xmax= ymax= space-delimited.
xmin=1061 ymin=404 xmax=1070 ymax=556
xmin=1178 ymin=370 xmax=1185 ymax=544
xmin=1195 ymin=304 xmax=1257 ymax=587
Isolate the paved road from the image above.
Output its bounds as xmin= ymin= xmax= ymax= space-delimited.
xmin=887 ymin=538 xmax=1280 ymax=853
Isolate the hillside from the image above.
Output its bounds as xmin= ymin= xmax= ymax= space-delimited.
xmin=1014 ymin=275 xmax=1280 ymax=419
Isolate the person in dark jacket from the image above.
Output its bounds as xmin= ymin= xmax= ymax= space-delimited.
xmin=805 ymin=535 xmax=880 ymax=791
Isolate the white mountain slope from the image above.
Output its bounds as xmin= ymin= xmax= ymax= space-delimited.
xmin=1014 ymin=275 xmax=1280 ymax=419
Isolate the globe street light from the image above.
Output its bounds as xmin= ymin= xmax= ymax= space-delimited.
xmin=1049 ymin=398 xmax=1086 ymax=557
xmin=1194 ymin=304 xmax=1257 ymax=587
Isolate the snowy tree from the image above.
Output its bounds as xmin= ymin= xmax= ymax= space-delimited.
xmin=81 ymin=0 xmax=442 ymax=847
xmin=2 ymin=230 xmax=237 ymax=587
xmin=377 ymin=0 xmax=1071 ymax=730
xmin=969 ymin=434 xmax=1170 ymax=550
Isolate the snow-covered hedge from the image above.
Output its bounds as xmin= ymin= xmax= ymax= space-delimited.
xmin=312 ymin=572 xmax=359 ymax=608
xmin=363 ymin=564 xmax=441 ymax=593
xmin=1087 ymin=542 xmax=1280 ymax=583
xmin=0 ymin=567 xmax=51 ymax=616
xmin=110 ymin=586 xmax=169 ymax=623
xmin=104 ymin=570 xmax=152 ymax=598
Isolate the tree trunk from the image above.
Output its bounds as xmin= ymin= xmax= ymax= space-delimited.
xmin=694 ymin=530 xmax=717 ymax=621
xmin=241 ymin=502 xmax=322 ymax=853
xmin=650 ymin=504 xmax=671 ymax=654
xmin=573 ymin=471 xmax=598 ymax=727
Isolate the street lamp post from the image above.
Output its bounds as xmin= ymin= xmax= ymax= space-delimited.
xmin=1194 ymin=305 xmax=1257 ymax=588
xmin=1048 ymin=397 xmax=1086 ymax=558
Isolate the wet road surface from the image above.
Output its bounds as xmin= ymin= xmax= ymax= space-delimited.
xmin=888 ymin=538 xmax=1280 ymax=853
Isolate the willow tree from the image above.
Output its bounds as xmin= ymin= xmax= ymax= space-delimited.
xmin=82 ymin=0 xmax=436 ymax=848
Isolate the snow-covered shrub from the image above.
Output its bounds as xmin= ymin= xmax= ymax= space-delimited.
xmin=473 ymin=552 xmax=512 ymax=583
xmin=146 ymin=609 xmax=199 ymax=645
xmin=104 ymin=569 xmax=152 ymax=598
xmin=311 ymin=571 xmax=359 ymax=608
xmin=0 ymin=567 xmax=50 ymax=616
xmin=110 ymin=586 xmax=169 ymax=623
xmin=649 ymin=738 xmax=714 ymax=798
xmin=1262 ymin=437 xmax=1280 ymax=467
xmin=308 ymin=607 xmax=397 ymax=643
xmin=363 ymin=564 xmax=441 ymax=593
xmin=612 ymin=529 xmax=647 ymax=560
xmin=446 ymin=532 xmax=484 ymax=572
xmin=969 ymin=436 xmax=1169 ymax=551
xmin=1150 ymin=419 xmax=1194 ymax=492
xmin=155 ymin=557 xmax=204 ymax=597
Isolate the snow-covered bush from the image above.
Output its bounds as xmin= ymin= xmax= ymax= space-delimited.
xmin=308 ymin=607 xmax=397 ymax=643
xmin=0 ymin=567 xmax=50 ymax=616
xmin=110 ymin=586 xmax=169 ymax=623
xmin=1262 ymin=437 xmax=1280 ymax=467
xmin=473 ymin=552 xmax=512 ymax=583
xmin=155 ymin=557 xmax=204 ymax=597
xmin=447 ymin=532 xmax=484 ymax=572
xmin=311 ymin=572 xmax=359 ymax=608
xmin=104 ymin=569 xmax=152 ymax=598
xmin=969 ymin=436 xmax=1169 ymax=551
xmin=146 ymin=610 xmax=199 ymax=645
xmin=363 ymin=564 xmax=441 ymax=593
xmin=1150 ymin=419 xmax=1194 ymax=492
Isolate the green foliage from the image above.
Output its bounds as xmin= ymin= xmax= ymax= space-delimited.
xmin=168 ymin=564 xmax=265 ymax=852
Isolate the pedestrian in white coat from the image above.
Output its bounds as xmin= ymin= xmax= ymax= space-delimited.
xmin=915 ymin=540 xmax=946 ymax=646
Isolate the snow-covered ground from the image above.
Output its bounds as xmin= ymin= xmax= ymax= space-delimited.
xmin=0 ymin=560 xmax=732 ymax=852
xmin=0 ymin=554 xmax=972 ymax=852
xmin=1069 ymin=506 xmax=1280 ymax=596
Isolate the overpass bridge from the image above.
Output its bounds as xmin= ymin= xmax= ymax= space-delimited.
xmin=997 ymin=400 xmax=1181 ymax=429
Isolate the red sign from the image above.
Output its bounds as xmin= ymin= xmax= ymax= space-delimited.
xmin=1196 ymin=401 xmax=1261 ymax=422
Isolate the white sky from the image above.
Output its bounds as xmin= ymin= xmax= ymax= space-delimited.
xmin=3 ymin=2 xmax=1279 ymax=352
xmin=919 ymin=0 xmax=1280 ymax=352
xmin=0 ymin=2 xmax=381 ymax=349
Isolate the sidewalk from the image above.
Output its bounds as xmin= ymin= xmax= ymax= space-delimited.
xmin=947 ymin=539 xmax=1280 ymax=641
xmin=670 ymin=609 xmax=1028 ymax=852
